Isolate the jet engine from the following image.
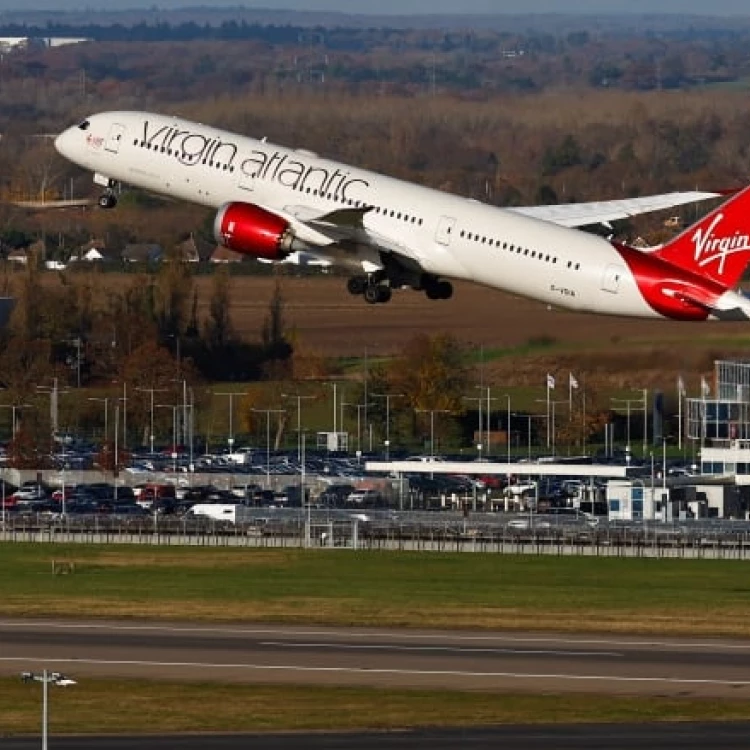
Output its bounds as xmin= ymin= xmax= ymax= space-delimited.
xmin=213 ymin=202 xmax=296 ymax=261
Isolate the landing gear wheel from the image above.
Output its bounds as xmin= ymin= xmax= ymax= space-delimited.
xmin=347 ymin=276 xmax=367 ymax=295
xmin=98 ymin=193 xmax=117 ymax=210
xmin=425 ymin=279 xmax=453 ymax=300
xmin=364 ymin=285 xmax=382 ymax=305
xmin=425 ymin=283 xmax=441 ymax=300
xmin=377 ymin=285 xmax=392 ymax=303
xmin=436 ymin=280 xmax=453 ymax=300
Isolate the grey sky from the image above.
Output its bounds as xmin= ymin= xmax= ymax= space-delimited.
xmin=0 ymin=1 xmax=749 ymax=15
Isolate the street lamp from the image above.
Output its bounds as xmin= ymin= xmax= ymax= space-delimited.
xmin=504 ymin=394 xmax=511 ymax=473
xmin=215 ymin=391 xmax=244 ymax=453
xmin=372 ymin=392 xmax=404 ymax=460
xmin=344 ymin=402 xmax=374 ymax=454
xmin=156 ymin=404 xmax=179 ymax=472
xmin=87 ymin=396 xmax=109 ymax=446
xmin=252 ymin=407 xmax=285 ymax=489
xmin=415 ymin=408 xmax=449 ymax=459
xmin=0 ymin=403 xmax=31 ymax=437
xmin=37 ymin=378 xmax=69 ymax=443
xmin=135 ymin=386 xmax=167 ymax=454
xmin=282 ymin=393 xmax=316 ymax=461
xmin=21 ymin=670 xmax=76 ymax=750
xmin=611 ymin=390 xmax=648 ymax=459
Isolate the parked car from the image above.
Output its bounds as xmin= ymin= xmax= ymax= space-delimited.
xmin=346 ymin=489 xmax=384 ymax=506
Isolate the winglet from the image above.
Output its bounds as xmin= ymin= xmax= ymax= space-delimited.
xmin=652 ymin=185 xmax=750 ymax=289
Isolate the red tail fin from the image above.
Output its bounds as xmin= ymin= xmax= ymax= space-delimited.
xmin=653 ymin=185 xmax=750 ymax=289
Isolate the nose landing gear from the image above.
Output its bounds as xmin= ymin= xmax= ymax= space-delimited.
xmin=98 ymin=191 xmax=118 ymax=209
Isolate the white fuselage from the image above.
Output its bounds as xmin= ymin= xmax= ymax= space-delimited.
xmin=54 ymin=111 xmax=747 ymax=319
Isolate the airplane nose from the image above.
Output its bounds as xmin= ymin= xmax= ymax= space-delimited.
xmin=54 ymin=128 xmax=73 ymax=159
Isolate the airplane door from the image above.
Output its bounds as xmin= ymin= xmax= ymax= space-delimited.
xmin=104 ymin=124 xmax=126 ymax=154
xmin=601 ymin=264 xmax=625 ymax=294
xmin=435 ymin=216 xmax=456 ymax=246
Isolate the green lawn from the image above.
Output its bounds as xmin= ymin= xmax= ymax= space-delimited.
xmin=4 ymin=678 xmax=750 ymax=734
xmin=2 ymin=544 xmax=750 ymax=635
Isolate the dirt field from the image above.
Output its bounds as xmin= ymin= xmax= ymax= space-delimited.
xmin=218 ymin=276 xmax=741 ymax=352
xmin=208 ymin=275 xmax=750 ymax=389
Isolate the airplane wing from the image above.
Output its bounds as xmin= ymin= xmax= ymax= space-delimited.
xmin=276 ymin=203 xmax=423 ymax=273
xmin=257 ymin=190 xmax=725 ymax=272
xmin=507 ymin=191 xmax=723 ymax=228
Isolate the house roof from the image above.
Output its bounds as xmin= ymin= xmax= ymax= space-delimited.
xmin=174 ymin=234 xmax=212 ymax=262
xmin=122 ymin=243 xmax=163 ymax=263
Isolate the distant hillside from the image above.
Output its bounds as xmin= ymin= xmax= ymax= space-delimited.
xmin=2 ymin=8 xmax=750 ymax=33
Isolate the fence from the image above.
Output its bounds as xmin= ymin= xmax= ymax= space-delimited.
xmin=6 ymin=511 xmax=750 ymax=560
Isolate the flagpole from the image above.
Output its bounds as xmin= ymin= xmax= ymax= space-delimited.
xmin=582 ymin=374 xmax=587 ymax=453
xmin=678 ymin=382 xmax=683 ymax=452
xmin=546 ymin=378 xmax=551 ymax=448
xmin=569 ymin=374 xmax=573 ymax=412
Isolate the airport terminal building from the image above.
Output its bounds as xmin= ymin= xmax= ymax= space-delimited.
xmin=688 ymin=360 xmax=750 ymax=483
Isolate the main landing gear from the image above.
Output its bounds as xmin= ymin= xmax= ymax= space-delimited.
xmin=348 ymin=276 xmax=392 ymax=304
xmin=347 ymin=274 xmax=453 ymax=304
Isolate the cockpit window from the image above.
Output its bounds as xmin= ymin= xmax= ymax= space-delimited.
xmin=77 ymin=120 xmax=90 ymax=131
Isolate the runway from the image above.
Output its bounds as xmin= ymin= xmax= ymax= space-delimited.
xmin=4 ymin=619 xmax=750 ymax=698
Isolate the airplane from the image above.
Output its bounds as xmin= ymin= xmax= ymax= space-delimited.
xmin=53 ymin=110 xmax=750 ymax=321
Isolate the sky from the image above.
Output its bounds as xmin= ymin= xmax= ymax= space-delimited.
xmin=0 ymin=1 xmax=749 ymax=15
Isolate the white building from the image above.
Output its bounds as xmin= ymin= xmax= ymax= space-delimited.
xmin=606 ymin=480 xmax=668 ymax=521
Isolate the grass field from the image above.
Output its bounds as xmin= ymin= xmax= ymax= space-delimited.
xmin=3 ymin=544 xmax=750 ymax=636
xmin=5 ymin=678 xmax=750 ymax=735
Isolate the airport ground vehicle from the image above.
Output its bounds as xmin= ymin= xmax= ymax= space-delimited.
xmin=187 ymin=503 xmax=255 ymax=524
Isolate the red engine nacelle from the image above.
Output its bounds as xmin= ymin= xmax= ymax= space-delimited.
xmin=213 ymin=202 xmax=295 ymax=261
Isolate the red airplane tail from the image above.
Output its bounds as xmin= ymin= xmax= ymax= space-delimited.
xmin=652 ymin=185 xmax=750 ymax=289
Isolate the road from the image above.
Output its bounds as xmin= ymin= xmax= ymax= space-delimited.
xmin=2 ymin=725 xmax=750 ymax=750
xmin=3 ymin=619 xmax=750 ymax=697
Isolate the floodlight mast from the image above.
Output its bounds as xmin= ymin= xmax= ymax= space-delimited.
xmin=21 ymin=669 xmax=76 ymax=750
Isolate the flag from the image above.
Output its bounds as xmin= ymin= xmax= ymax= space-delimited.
xmin=569 ymin=373 xmax=579 ymax=390
xmin=701 ymin=376 xmax=711 ymax=398
xmin=677 ymin=375 xmax=685 ymax=397
xmin=546 ymin=374 xmax=555 ymax=390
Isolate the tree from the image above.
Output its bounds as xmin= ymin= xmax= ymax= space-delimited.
xmin=374 ymin=333 xmax=470 ymax=451
xmin=541 ymin=134 xmax=583 ymax=177
xmin=204 ymin=265 xmax=234 ymax=351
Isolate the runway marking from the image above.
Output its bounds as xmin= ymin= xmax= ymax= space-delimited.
xmin=1 ymin=656 xmax=749 ymax=687
xmin=258 ymin=641 xmax=622 ymax=657
xmin=0 ymin=620 xmax=747 ymax=653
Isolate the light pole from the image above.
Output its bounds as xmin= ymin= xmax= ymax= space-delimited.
xmin=252 ymin=407 xmax=285 ymax=489
xmin=282 ymin=393 xmax=315 ymax=461
xmin=301 ymin=430 xmax=310 ymax=547
xmin=215 ymin=391 xmax=244 ymax=453
xmin=345 ymin=402 xmax=373 ymax=454
xmin=87 ymin=396 xmax=109 ymax=446
xmin=0 ymin=403 xmax=31 ymax=437
xmin=326 ymin=381 xmax=343 ymax=449
xmin=611 ymin=391 xmax=647 ymax=459
xmin=21 ymin=670 xmax=76 ymax=750
xmin=37 ymin=378 xmax=69 ymax=443
xmin=504 ymin=394 xmax=511 ymax=471
xmin=463 ymin=395 xmax=483 ymax=456
xmin=156 ymin=404 xmax=179 ymax=472
xmin=372 ymin=392 xmax=404 ymax=460
xmin=416 ymin=409 xmax=449 ymax=458
xmin=136 ymin=386 xmax=167 ymax=454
